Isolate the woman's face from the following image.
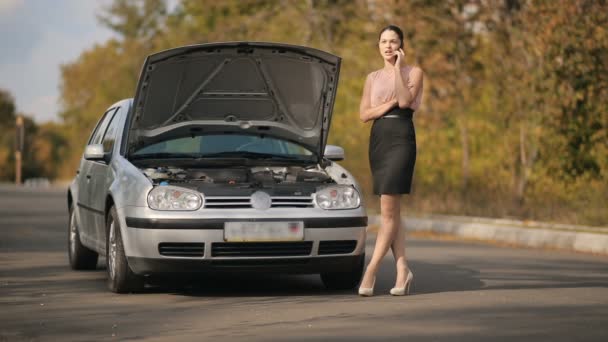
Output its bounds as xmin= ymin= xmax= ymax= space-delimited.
xmin=378 ymin=30 xmax=402 ymax=62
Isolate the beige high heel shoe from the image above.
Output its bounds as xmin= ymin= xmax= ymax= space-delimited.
xmin=358 ymin=276 xmax=376 ymax=297
xmin=390 ymin=270 xmax=413 ymax=296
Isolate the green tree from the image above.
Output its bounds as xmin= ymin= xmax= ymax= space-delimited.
xmin=0 ymin=89 xmax=17 ymax=180
xmin=0 ymin=89 xmax=16 ymax=124
xmin=523 ymin=0 xmax=608 ymax=180
xmin=98 ymin=0 xmax=167 ymax=41
xmin=0 ymin=89 xmax=51 ymax=181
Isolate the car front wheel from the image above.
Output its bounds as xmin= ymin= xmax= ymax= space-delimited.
xmin=320 ymin=254 xmax=365 ymax=290
xmin=106 ymin=206 xmax=144 ymax=293
xmin=68 ymin=203 xmax=98 ymax=270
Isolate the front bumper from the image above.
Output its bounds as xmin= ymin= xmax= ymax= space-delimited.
xmin=119 ymin=206 xmax=367 ymax=276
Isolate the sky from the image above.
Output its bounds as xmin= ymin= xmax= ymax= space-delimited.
xmin=0 ymin=0 xmax=115 ymax=123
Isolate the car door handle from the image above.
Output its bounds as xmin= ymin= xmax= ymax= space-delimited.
xmin=86 ymin=175 xmax=91 ymax=180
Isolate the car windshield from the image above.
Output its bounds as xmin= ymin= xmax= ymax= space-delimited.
xmin=131 ymin=134 xmax=314 ymax=161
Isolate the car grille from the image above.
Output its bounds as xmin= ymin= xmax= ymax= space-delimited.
xmin=211 ymin=241 xmax=313 ymax=257
xmin=158 ymin=243 xmax=205 ymax=257
xmin=204 ymin=196 xmax=314 ymax=209
xmin=318 ymin=240 xmax=357 ymax=255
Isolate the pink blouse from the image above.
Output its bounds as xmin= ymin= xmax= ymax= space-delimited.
xmin=368 ymin=65 xmax=423 ymax=111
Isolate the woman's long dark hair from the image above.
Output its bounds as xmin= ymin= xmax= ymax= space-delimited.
xmin=378 ymin=25 xmax=404 ymax=48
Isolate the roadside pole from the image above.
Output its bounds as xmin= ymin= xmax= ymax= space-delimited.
xmin=15 ymin=116 xmax=23 ymax=185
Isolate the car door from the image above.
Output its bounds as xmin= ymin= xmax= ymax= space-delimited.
xmin=90 ymin=105 xmax=125 ymax=249
xmin=77 ymin=108 xmax=117 ymax=250
xmin=75 ymin=156 xmax=94 ymax=246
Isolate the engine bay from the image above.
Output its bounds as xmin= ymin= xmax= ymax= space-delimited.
xmin=140 ymin=165 xmax=335 ymax=196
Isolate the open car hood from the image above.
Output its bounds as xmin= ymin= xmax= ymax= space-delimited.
xmin=126 ymin=42 xmax=341 ymax=158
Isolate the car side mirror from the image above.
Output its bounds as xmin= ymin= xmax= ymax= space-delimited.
xmin=84 ymin=144 xmax=106 ymax=162
xmin=324 ymin=145 xmax=345 ymax=161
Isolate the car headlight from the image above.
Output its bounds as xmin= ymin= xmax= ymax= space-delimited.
xmin=314 ymin=185 xmax=361 ymax=210
xmin=147 ymin=186 xmax=203 ymax=211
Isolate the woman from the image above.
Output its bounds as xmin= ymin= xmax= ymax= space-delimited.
xmin=358 ymin=25 xmax=423 ymax=296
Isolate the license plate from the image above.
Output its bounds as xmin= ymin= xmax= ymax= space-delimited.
xmin=224 ymin=221 xmax=304 ymax=242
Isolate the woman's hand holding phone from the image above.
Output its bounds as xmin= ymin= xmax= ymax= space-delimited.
xmin=395 ymin=48 xmax=405 ymax=68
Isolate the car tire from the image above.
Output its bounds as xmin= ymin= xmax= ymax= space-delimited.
xmin=320 ymin=254 xmax=365 ymax=290
xmin=106 ymin=206 xmax=144 ymax=293
xmin=68 ymin=203 xmax=99 ymax=270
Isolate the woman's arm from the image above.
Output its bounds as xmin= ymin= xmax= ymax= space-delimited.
xmin=394 ymin=49 xmax=423 ymax=109
xmin=359 ymin=74 xmax=398 ymax=123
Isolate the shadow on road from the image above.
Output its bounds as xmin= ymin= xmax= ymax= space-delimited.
xmin=6 ymin=251 xmax=607 ymax=300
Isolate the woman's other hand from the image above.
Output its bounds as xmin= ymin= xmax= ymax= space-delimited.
xmin=360 ymin=74 xmax=400 ymax=123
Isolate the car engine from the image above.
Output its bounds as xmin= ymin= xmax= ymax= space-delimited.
xmin=140 ymin=165 xmax=335 ymax=197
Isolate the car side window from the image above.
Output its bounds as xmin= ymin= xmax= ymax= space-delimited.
xmin=89 ymin=108 xmax=117 ymax=145
xmin=102 ymin=107 xmax=121 ymax=154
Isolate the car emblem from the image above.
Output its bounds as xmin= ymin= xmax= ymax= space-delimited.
xmin=250 ymin=191 xmax=272 ymax=210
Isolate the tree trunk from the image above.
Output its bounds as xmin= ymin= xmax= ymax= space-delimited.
xmin=516 ymin=123 xmax=538 ymax=207
xmin=459 ymin=119 xmax=470 ymax=192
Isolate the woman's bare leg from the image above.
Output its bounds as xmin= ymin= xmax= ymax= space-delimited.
xmin=390 ymin=212 xmax=410 ymax=288
xmin=360 ymin=194 xmax=401 ymax=288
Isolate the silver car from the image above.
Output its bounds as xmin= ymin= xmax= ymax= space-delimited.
xmin=67 ymin=42 xmax=367 ymax=293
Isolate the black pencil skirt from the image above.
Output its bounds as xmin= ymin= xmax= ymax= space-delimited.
xmin=369 ymin=107 xmax=417 ymax=195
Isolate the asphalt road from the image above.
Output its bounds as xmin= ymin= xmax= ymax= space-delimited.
xmin=1 ymin=186 xmax=608 ymax=341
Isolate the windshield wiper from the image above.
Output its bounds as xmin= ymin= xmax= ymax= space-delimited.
xmin=130 ymin=152 xmax=202 ymax=160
